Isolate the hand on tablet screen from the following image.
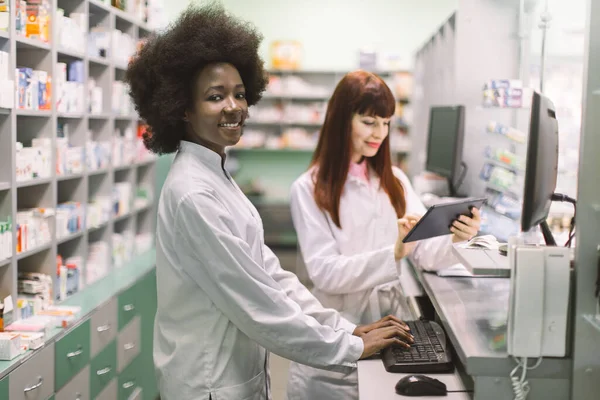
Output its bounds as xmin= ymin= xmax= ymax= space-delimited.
xmin=394 ymin=214 xmax=421 ymax=260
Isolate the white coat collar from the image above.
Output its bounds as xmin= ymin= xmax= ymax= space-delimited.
xmin=179 ymin=140 xmax=226 ymax=174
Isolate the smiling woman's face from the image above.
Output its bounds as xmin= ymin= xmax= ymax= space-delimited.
xmin=185 ymin=62 xmax=248 ymax=155
xmin=350 ymin=113 xmax=391 ymax=163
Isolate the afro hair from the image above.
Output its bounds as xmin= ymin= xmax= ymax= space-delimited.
xmin=126 ymin=2 xmax=269 ymax=154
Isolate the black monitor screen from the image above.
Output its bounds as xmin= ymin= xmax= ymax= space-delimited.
xmin=426 ymin=106 xmax=465 ymax=179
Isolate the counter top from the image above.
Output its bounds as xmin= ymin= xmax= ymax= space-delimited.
xmin=357 ymin=359 xmax=471 ymax=400
xmin=407 ymin=259 xmax=572 ymax=378
xmin=0 ymin=249 xmax=156 ymax=380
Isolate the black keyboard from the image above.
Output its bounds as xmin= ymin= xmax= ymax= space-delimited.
xmin=381 ymin=320 xmax=453 ymax=373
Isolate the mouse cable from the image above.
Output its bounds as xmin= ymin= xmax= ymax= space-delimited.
xmin=510 ymin=356 xmax=543 ymax=400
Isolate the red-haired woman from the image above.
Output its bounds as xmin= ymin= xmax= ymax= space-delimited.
xmin=285 ymin=71 xmax=481 ymax=400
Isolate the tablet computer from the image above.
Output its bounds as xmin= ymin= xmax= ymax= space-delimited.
xmin=402 ymin=197 xmax=487 ymax=243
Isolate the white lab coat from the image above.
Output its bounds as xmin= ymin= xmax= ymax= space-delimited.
xmin=154 ymin=141 xmax=364 ymax=400
xmin=286 ymin=166 xmax=458 ymax=400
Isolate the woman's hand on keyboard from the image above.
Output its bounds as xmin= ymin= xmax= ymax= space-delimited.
xmin=359 ymin=322 xmax=413 ymax=359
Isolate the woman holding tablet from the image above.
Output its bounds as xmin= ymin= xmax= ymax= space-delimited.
xmin=286 ymin=70 xmax=481 ymax=400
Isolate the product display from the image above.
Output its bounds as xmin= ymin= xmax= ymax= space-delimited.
xmin=17 ymin=271 xmax=53 ymax=318
xmin=0 ymin=217 xmax=12 ymax=261
xmin=56 ymin=61 xmax=84 ymax=114
xmin=112 ymin=30 xmax=136 ymax=67
xmin=88 ymin=78 xmax=103 ymax=114
xmin=112 ymin=80 xmax=134 ymax=116
xmin=15 ymin=0 xmax=51 ymax=43
xmin=16 ymin=207 xmax=54 ymax=254
xmin=56 ymin=8 xmax=86 ymax=54
xmin=0 ymin=0 xmax=9 ymax=33
xmin=113 ymin=126 xmax=136 ymax=166
xmin=15 ymin=67 xmax=51 ymax=110
xmin=113 ymin=182 xmax=132 ymax=217
xmin=87 ymin=196 xmax=112 ymax=228
xmin=86 ymin=241 xmax=109 ymax=285
xmin=86 ymin=138 xmax=112 ymax=171
xmin=112 ymin=230 xmax=134 ymax=268
xmin=55 ymin=254 xmax=82 ymax=301
xmin=56 ymin=202 xmax=84 ymax=239
xmin=482 ymin=79 xmax=524 ymax=108
xmin=486 ymin=121 xmax=526 ymax=143
xmin=15 ymin=140 xmax=52 ymax=182
xmin=0 ymin=50 xmax=14 ymax=109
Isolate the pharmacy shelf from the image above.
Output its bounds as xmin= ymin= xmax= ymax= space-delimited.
xmin=15 ymin=36 xmax=51 ymax=51
xmin=57 ymin=47 xmax=85 ymax=60
xmin=16 ymin=241 xmax=53 ymax=261
xmin=114 ymin=212 xmax=133 ymax=223
xmin=57 ymin=230 xmax=85 ymax=245
xmin=16 ymin=176 xmax=53 ymax=188
xmin=88 ymin=167 xmax=110 ymax=176
xmin=57 ymin=112 xmax=85 ymax=119
xmin=89 ymin=55 xmax=110 ymax=66
xmin=88 ymin=221 xmax=110 ymax=232
xmin=15 ymin=109 xmax=52 ymax=117
xmin=88 ymin=113 xmax=112 ymax=119
xmin=57 ymin=172 xmax=85 ymax=181
xmin=1 ymin=0 xmax=158 ymax=331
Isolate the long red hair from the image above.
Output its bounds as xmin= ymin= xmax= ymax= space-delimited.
xmin=311 ymin=70 xmax=406 ymax=228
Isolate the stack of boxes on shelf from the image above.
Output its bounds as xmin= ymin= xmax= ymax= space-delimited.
xmin=56 ymin=8 xmax=87 ymax=54
xmin=56 ymin=121 xmax=85 ymax=176
xmin=16 ymin=207 xmax=53 ymax=254
xmin=15 ymin=0 xmax=51 ymax=43
xmin=0 ymin=217 xmax=12 ymax=262
xmin=0 ymin=50 xmax=13 ymax=108
xmin=56 ymin=60 xmax=85 ymax=114
xmin=15 ymin=139 xmax=52 ymax=183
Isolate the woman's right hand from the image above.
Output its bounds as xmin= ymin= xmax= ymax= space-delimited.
xmin=359 ymin=324 xmax=412 ymax=359
xmin=394 ymin=215 xmax=421 ymax=261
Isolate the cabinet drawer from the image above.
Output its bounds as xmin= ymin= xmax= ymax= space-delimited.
xmin=55 ymin=365 xmax=90 ymax=400
xmin=9 ymin=343 xmax=55 ymax=400
xmin=91 ymin=297 xmax=118 ymax=358
xmin=55 ymin=320 xmax=91 ymax=390
xmin=118 ymin=357 xmax=141 ymax=400
xmin=90 ymin=340 xmax=117 ymax=399
xmin=118 ymin=285 xmax=139 ymax=330
xmin=118 ymin=316 xmax=141 ymax=373
xmin=95 ymin=378 xmax=117 ymax=400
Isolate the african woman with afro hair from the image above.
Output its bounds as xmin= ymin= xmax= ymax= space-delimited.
xmin=126 ymin=4 xmax=410 ymax=400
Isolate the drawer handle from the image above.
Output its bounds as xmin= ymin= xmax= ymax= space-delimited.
xmin=96 ymin=367 xmax=112 ymax=376
xmin=123 ymin=381 xmax=135 ymax=389
xmin=123 ymin=304 xmax=135 ymax=312
xmin=97 ymin=324 xmax=111 ymax=332
xmin=23 ymin=376 xmax=43 ymax=393
xmin=75 ymin=392 xmax=82 ymax=400
xmin=67 ymin=346 xmax=83 ymax=358
xmin=124 ymin=342 xmax=136 ymax=351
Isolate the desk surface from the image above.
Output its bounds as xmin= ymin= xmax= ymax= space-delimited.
xmin=357 ymin=359 xmax=471 ymax=400
xmin=407 ymin=259 xmax=572 ymax=378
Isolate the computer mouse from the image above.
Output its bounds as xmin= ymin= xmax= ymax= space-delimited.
xmin=395 ymin=374 xmax=448 ymax=397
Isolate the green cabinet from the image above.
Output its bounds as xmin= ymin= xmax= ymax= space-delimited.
xmin=90 ymin=340 xmax=117 ymax=398
xmin=138 ymin=269 xmax=158 ymax=399
xmin=55 ymin=320 xmax=91 ymax=390
xmin=118 ymin=285 xmax=139 ymax=330
xmin=118 ymin=356 xmax=141 ymax=400
xmin=0 ymin=376 xmax=7 ymax=400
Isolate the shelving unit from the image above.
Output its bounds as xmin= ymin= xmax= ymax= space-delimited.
xmin=0 ymin=0 xmax=157 ymax=322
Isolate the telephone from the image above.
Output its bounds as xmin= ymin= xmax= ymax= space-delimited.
xmin=507 ymin=240 xmax=571 ymax=358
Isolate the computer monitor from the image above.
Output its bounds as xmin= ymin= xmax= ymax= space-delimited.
xmin=521 ymin=91 xmax=559 ymax=245
xmin=425 ymin=106 xmax=466 ymax=196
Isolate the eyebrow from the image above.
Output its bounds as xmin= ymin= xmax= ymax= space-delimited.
xmin=204 ymin=84 xmax=245 ymax=94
